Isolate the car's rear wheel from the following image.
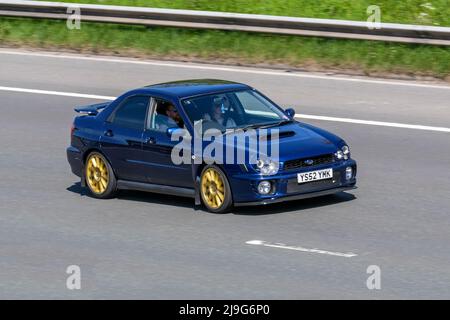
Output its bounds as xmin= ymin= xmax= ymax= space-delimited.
xmin=200 ymin=165 xmax=233 ymax=213
xmin=85 ymin=151 xmax=116 ymax=198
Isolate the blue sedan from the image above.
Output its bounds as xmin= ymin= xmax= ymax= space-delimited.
xmin=67 ymin=79 xmax=357 ymax=213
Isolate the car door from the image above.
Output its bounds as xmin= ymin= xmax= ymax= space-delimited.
xmin=100 ymin=95 xmax=150 ymax=182
xmin=141 ymin=97 xmax=193 ymax=188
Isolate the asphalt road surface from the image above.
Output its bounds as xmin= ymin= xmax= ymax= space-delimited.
xmin=0 ymin=48 xmax=449 ymax=299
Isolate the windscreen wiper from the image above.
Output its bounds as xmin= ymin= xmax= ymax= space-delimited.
xmin=258 ymin=119 xmax=294 ymax=129
xmin=234 ymin=123 xmax=267 ymax=131
xmin=228 ymin=119 xmax=293 ymax=133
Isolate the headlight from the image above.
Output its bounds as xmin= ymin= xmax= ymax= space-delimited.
xmin=255 ymin=159 xmax=279 ymax=175
xmin=342 ymin=145 xmax=350 ymax=160
xmin=335 ymin=145 xmax=350 ymax=160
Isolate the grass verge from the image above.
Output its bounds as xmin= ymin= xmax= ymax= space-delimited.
xmin=1 ymin=17 xmax=449 ymax=80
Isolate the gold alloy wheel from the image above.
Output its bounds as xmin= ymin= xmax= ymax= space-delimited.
xmin=201 ymin=168 xmax=225 ymax=209
xmin=86 ymin=154 xmax=109 ymax=194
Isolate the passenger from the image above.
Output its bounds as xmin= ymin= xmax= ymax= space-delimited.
xmin=204 ymin=95 xmax=236 ymax=129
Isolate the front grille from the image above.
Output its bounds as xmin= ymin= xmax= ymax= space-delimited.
xmin=284 ymin=154 xmax=334 ymax=171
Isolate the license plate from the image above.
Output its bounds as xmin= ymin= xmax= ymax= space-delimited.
xmin=297 ymin=168 xmax=333 ymax=184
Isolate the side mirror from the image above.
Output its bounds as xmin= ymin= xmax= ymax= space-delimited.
xmin=284 ymin=108 xmax=296 ymax=119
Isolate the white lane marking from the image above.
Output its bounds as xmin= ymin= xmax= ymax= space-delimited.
xmin=246 ymin=240 xmax=357 ymax=258
xmin=295 ymin=114 xmax=450 ymax=133
xmin=0 ymin=49 xmax=449 ymax=90
xmin=0 ymin=86 xmax=115 ymax=100
xmin=1 ymin=85 xmax=449 ymax=133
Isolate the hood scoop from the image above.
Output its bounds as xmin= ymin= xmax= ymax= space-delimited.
xmin=259 ymin=131 xmax=295 ymax=140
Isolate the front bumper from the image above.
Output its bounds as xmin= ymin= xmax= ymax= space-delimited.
xmin=235 ymin=185 xmax=356 ymax=206
xmin=230 ymin=159 xmax=357 ymax=206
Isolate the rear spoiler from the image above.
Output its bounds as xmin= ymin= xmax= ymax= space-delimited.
xmin=74 ymin=102 xmax=110 ymax=116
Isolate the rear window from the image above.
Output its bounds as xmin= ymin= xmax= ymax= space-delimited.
xmin=112 ymin=96 xmax=149 ymax=130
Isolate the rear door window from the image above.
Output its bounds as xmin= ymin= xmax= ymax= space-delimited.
xmin=112 ymin=96 xmax=150 ymax=130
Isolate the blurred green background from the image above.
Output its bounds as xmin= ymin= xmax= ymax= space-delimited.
xmin=0 ymin=1 xmax=449 ymax=79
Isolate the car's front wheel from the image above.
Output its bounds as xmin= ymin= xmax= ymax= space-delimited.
xmin=200 ymin=165 xmax=233 ymax=213
xmin=85 ymin=151 xmax=117 ymax=198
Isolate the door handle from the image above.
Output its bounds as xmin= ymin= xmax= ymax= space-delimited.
xmin=146 ymin=137 xmax=156 ymax=144
xmin=104 ymin=129 xmax=114 ymax=137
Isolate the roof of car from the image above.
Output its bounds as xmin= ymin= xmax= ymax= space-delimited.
xmin=138 ymin=79 xmax=251 ymax=99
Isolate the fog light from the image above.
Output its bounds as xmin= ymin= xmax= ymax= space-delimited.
xmin=257 ymin=181 xmax=272 ymax=195
xmin=345 ymin=167 xmax=353 ymax=181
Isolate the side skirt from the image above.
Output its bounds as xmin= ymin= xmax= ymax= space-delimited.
xmin=117 ymin=180 xmax=195 ymax=199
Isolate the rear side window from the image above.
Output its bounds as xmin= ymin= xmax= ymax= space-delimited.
xmin=112 ymin=96 xmax=149 ymax=130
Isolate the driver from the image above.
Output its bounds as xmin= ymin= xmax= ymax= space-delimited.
xmin=203 ymin=95 xmax=236 ymax=129
xmin=165 ymin=103 xmax=184 ymax=128
xmin=156 ymin=102 xmax=184 ymax=131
